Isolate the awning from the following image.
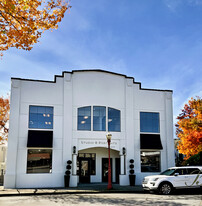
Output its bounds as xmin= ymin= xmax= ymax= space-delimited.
xmin=140 ymin=134 xmax=163 ymax=150
xmin=27 ymin=130 xmax=53 ymax=148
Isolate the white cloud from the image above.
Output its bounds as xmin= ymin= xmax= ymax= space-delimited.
xmin=187 ymin=0 xmax=202 ymax=5
xmin=163 ymin=0 xmax=182 ymax=11
xmin=163 ymin=0 xmax=202 ymax=11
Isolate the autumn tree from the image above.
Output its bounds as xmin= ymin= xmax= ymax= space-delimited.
xmin=176 ymin=97 xmax=202 ymax=160
xmin=0 ymin=96 xmax=9 ymax=144
xmin=0 ymin=0 xmax=71 ymax=54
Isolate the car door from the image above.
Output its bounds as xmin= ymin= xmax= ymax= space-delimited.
xmin=173 ymin=168 xmax=189 ymax=188
xmin=185 ymin=168 xmax=201 ymax=187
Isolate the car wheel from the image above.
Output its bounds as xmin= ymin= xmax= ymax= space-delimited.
xmin=158 ymin=182 xmax=173 ymax=195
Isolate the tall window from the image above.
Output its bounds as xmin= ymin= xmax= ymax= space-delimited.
xmin=140 ymin=112 xmax=159 ymax=133
xmin=93 ymin=106 xmax=106 ymax=131
xmin=141 ymin=151 xmax=160 ymax=172
xmin=27 ymin=149 xmax=52 ymax=173
xmin=108 ymin=108 xmax=120 ymax=132
xmin=29 ymin=106 xmax=53 ymax=129
xmin=78 ymin=106 xmax=91 ymax=131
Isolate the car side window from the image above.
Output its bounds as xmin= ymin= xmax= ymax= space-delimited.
xmin=175 ymin=169 xmax=187 ymax=175
xmin=187 ymin=168 xmax=200 ymax=175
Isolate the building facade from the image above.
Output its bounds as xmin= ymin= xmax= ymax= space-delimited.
xmin=4 ymin=70 xmax=175 ymax=188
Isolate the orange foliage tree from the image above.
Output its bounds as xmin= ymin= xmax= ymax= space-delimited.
xmin=0 ymin=0 xmax=71 ymax=54
xmin=0 ymin=96 xmax=9 ymax=144
xmin=176 ymin=97 xmax=202 ymax=160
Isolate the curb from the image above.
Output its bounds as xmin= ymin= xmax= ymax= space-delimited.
xmin=0 ymin=189 xmax=145 ymax=197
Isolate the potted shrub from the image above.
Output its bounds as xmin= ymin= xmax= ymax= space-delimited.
xmin=129 ymin=159 xmax=136 ymax=186
xmin=64 ymin=160 xmax=72 ymax=187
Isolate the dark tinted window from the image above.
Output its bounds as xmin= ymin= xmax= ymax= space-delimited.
xmin=141 ymin=151 xmax=160 ymax=172
xmin=160 ymin=169 xmax=175 ymax=176
xmin=174 ymin=169 xmax=188 ymax=175
xmin=27 ymin=149 xmax=52 ymax=173
xmin=187 ymin=168 xmax=200 ymax=175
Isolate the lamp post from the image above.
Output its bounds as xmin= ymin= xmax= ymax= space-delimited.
xmin=106 ymin=133 xmax=112 ymax=190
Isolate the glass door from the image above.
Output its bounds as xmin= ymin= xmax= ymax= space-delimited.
xmin=79 ymin=159 xmax=90 ymax=183
xmin=102 ymin=158 xmax=112 ymax=182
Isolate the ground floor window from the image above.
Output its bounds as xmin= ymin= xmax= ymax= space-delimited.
xmin=141 ymin=151 xmax=160 ymax=172
xmin=27 ymin=149 xmax=52 ymax=173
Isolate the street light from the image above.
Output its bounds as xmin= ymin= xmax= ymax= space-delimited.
xmin=106 ymin=133 xmax=112 ymax=190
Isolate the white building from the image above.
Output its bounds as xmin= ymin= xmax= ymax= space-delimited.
xmin=4 ymin=70 xmax=175 ymax=188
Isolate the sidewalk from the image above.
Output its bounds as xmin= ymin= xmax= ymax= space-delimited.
xmin=0 ymin=183 xmax=144 ymax=196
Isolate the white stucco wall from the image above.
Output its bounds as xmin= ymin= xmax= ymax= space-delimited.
xmin=4 ymin=70 xmax=175 ymax=188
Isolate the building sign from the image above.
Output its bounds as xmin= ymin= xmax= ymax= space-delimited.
xmin=78 ymin=139 xmax=119 ymax=151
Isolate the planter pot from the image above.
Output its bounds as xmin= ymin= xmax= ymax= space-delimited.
xmin=64 ymin=175 xmax=70 ymax=187
xmin=129 ymin=174 xmax=136 ymax=186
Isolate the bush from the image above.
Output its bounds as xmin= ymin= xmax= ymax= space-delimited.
xmin=129 ymin=169 xmax=134 ymax=174
xmin=66 ymin=165 xmax=71 ymax=170
xmin=129 ymin=164 xmax=134 ymax=169
xmin=65 ymin=171 xmax=71 ymax=175
xmin=67 ymin=160 xmax=72 ymax=164
xmin=184 ymin=151 xmax=202 ymax=166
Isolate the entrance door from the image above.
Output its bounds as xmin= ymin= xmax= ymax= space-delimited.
xmin=102 ymin=158 xmax=112 ymax=182
xmin=79 ymin=159 xmax=90 ymax=183
xmin=115 ymin=158 xmax=120 ymax=184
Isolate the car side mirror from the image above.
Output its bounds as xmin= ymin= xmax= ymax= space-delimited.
xmin=174 ymin=173 xmax=179 ymax=176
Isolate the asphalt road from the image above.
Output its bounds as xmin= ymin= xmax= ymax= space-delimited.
xmin=0 ymin=193 xmax=201 ymax=206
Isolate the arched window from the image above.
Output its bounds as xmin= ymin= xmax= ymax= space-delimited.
xmin=77 ymin=106 xmax=121 ymax=132
xmin=78 ymin=106 xmax=91 ymax=131
xmin=108 ymin=108 xmax=120 ymax=132
xmin=93 ymin=106 xmax=106 ymax=131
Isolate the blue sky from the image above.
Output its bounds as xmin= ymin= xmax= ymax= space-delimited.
xmin=0 ymin=0 xmax=201 ymax=125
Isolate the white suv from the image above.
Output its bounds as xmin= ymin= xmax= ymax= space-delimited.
xmin=142 ymin=166 xmax=202 ymax=195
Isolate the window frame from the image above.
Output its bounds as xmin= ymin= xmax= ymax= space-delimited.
xmin=77 ymin=106 xmax=91 ymax=131
xmin=27 ymin=148 xmax=53 ymax=174
xmin=108 ymin=107 xmax=121 ymax=132
xmin=140 ymin=112 xmax=160 ymax=133
xmin=93 ymin=106 xmax=106 ymax=131
xmin=29 ymin=105 xmax=54 ymax=130
xmin=140 ymin=150 xmax=161 ymax=173
xmin=77 ymin=153 xmax=96 ymax=175
xmin=77 ymin=106 xmax=121 ymax=132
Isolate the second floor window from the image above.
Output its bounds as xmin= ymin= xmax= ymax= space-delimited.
xmin=93 ymin=106 xmax=106 ymax=131
xmin=108 ymin=107 xmax=120 ymax=132
xmin=140 ymin=112 xmax=160 ymax=133
xmin=29 ymin=106 xmax=53 ymax=129
xmin=78 ymin=106 xmax=91 ymax=131
xmin=77 ymin=106 xmax=121 ymax=132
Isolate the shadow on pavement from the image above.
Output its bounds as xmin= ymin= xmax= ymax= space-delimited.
xmin=39 ymin=193 xmax=195 ymax=206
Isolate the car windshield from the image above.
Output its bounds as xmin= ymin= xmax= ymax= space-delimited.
xmin=160 ymin=169 xmax=175 ymax=176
